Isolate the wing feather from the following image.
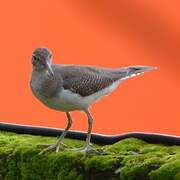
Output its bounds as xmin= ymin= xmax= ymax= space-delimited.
xmin=52 ymin=65 xmax=119 ymax=97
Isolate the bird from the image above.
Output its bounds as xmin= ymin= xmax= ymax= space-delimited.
xmin=30 ymin=47 xmax=156 ymax=155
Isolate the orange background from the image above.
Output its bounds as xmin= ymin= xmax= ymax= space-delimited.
xmin=0 ymin=0 xmax=179 ymax=135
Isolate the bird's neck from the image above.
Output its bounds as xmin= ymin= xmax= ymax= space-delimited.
xmin=32 ymin=66 xmax=49 ymax=76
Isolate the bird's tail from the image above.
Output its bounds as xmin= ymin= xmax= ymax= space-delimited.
xmin=115 ymin=66 xmax=157 ymax=80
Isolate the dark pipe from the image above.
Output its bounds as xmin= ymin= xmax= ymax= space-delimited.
xmin=0 ymin=122 xmax=180 ymax=145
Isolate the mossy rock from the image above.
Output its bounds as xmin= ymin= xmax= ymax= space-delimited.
xmin=0 ymin=131 xmax=180 ymax=180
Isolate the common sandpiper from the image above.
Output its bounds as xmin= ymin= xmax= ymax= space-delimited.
xmin=30 ymin=47 xmax=156 ymax=155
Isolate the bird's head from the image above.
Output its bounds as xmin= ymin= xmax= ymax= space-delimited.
xmin=32 ymin=47 xmax=54 ymax=76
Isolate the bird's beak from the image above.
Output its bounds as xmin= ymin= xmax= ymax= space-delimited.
xmin=46 ymin=61 xmax=54 ymax=77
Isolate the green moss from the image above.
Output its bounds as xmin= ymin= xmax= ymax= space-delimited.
xmin=0 ymin=131 xmax=180 ymax=180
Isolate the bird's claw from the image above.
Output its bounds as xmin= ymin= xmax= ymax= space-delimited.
xmin=68 ymin=145 xmax=104 ymax=155
xmin=37 ymin=142 xmax=68 ymax=148
xmin=38 ymin=142 xmax=66 ymax=155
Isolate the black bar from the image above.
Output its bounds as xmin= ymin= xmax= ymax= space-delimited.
xmin=0 ymin=122 xmax=180 ymax=145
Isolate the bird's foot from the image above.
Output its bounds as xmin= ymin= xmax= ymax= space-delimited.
xmin=68 ymin=144 xmax=104 ymax=155
xmin=38 ymin=142 xmax=66 ymax=155
xmin=37 ymin=142 xmax=68 ymax=148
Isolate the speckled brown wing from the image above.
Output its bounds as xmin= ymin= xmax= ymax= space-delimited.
xmin=52 ymin=65 xmax=121 ymax=97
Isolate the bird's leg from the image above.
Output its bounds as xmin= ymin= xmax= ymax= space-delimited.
xmin=82 ymin=110 xmax=104 ymax=154
xmin=38 ymin=112 xmax=72 ymax=155
xmin=69 ymin=110 xmax=102 ymax=154
xmin=83 ymin=109 xmax=93 ymax=150
xmin=55 ymin=112 xmax=72 ymax=152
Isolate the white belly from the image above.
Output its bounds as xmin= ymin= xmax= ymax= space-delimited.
xmin=33 ymin=80 xmax=121 ymax=112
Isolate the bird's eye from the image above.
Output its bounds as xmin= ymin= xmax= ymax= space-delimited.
xmin=33 ymin=55 xmax=39 ymax=61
